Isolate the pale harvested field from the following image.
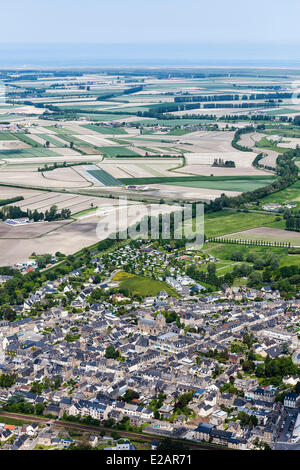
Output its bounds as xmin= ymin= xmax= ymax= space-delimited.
xmin=114 ymin=116 xmax=155 ymax=123
xmin=239 ymin=131 xmax=279 ymax=167
xmin=0 ymin=154 xmax=100 ymax=165
xmin=29 ymin=126 xmax=59 ymax=134
xmin=27 ymin=134 xmax=48 ymax=145
xmin=42 ymin=166 xmax=88 ymax=183
xmin=176 ymin=151 xmax=267 ymax=176
xmin=223 ymin=226 xmax=300 ymax=244
xmin=74 ymin=134 xmax=115 ymax=146
xmin=0 ymin=170 xmax=91 ymax=188
xmin=49 ymin=147 xmax=83 ymax=156
xmin=0 ymin=105 xmax=44 ymax=115
xmin=239 ymin=132 xmax=262 ymax=148
xmin=0 ymin=203 xmax=180 ymax=265
xmin=0 ymin=219 xmax=71 ymax=238
xmin=0 ymin=186 xmax=41 ymax=199
xmin=12 ymin=190 xmax=133 ymax=215
xmin=0 ymin=141 xmax=29 ymax=150
xmin=129 ymin=184 xmax=240 ymax=201
xmin=97 ymin=159 xmax=182 ymax=178
xmin=278 ymin=137 xmax=300 ymax=149
xmin=17 ymin=193 xmax=81 ymax=211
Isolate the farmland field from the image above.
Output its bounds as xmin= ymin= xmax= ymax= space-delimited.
xmin=177 ymin=209 xmax=280 ymax=239
xmin=118 ymin=175 xmax=276 ymax=192
xmin=86 ymin=168 xmax=121 ymax=186
xmin=1 ymin=67 xmax=300 ymax=263
xmin=0 ymin=148 xmax=60 ymax=158
xmin=82 ymin=124 xmax=128 ymax=135
xmin=222 ymin=227 xmax=300 ymax=245
xmin=98 ymin=146 xmax=141 ymax=157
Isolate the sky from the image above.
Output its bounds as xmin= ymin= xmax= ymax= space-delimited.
xmin=0 ymin=0 xmax=299 ymax=65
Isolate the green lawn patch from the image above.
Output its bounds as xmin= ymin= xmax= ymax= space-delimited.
xmin=113 ymin=271 xmax=177 ymax=297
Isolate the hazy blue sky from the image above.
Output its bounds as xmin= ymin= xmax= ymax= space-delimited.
xmin=0 ymin=0 xmax=299 ymax=66
xmin=1 ymin=0 xmax=300 ymax=45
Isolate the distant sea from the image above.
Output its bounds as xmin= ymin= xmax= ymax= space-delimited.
xmin=0 ymin=43 xmax=300 ymax=68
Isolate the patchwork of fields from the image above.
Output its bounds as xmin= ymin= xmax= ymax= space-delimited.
xmin=0 ymin=68 xmax=300 ymax=264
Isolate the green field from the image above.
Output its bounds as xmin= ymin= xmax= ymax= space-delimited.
xmin=0 ymin=132 xmax=17 ymax=140
xmin=264 ymin=108 xmax=297 ymax=116
xmin=167 ymin=129 xmax=194 ymax=136
xmin=163 ymin=178 xmax=276 ymax=192
xmin=0 ymin=148 xmax=59 ymax=158
xmin=118 ymin=175 xmax=276 ymax=192
xmin=87 ymin=168 xmax=121 ymax=186
xmin=204 ymin=242 xmax=300 ymax=268
xmin=81 ymin=124 xmax=128 ymax=135
xmin=113 ymin=271 xmax=177 ymax=297
xmin=255 ymin=136 xmax=290 ymax=153
xmin=259 ymin=179 xmax=300 ymax=205
xmin=13 ymin=133 xmax=44 ymax=148
xmin=177 ymin=209 xmax=280 ymax=239
xmin=99 ymin=146 xmax=140 ymax=157
xmin=264 ymin=128 xmax=300 ymax=138
xmin=44 ymin=126 xmax=78 ymax=135
xmin=37 ymin=134 xmax=66 ymax=147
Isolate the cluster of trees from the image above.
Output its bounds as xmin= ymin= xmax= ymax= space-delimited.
xmin=186 ymin=258 xmax=270 ymax=291
xmin=175 ymin=94 xmax=240 ymax=103
xmin=0 ymin=196 xmax=24 ymax=208
xmin=33 ymin=253 xmax=53 ymax=269
xmin=3 ymin=394 xmax=45 ymax=415
xmin=159 ymin=310 xmax=183 ymax=328
xmin=63 ymin=412 xmax=100 ymax=427
xmin=186 ymin=262 xmax=220 ymax=290
xmin=173 ymin=391 xmax=194 ymax=415
xmin=44 ymin=205 xmax=71 ymax=222
xmin=120 ymin=389 xmax=139 ymax=403
xmin=148 ymin=393 xmax=167 ymax=419
xmin=0 ymin=204 xmax=71 ymax=223
xmin=105 ymin=345 xmax=121 ymax=360
xmin=220 ymin=379 xmax=243 ymax=396
xmin=242 ymin=355 xmax=299 ymax=386
xmin=204 ymin=102 xmax=275 ymax=109
xmin=30 ymin=375 xmax=62 ymax=394
xmin=38 ymin=161 xmax=91 ymax=172
xmin=0 ymin=205 xmax=28 ymax=220
xmin=284 ymin=208 xmax=300 ymax=232
xmin=0 ymin=373 xmax=17 ymax=388
xmin=237 ymin=411 xmax=258 ymax=428
xmin=212 ymin=158 xmax=235 ymax=168
xmin=219 ymin=114 xmax=277 ymax=122
xmin=202 ymin=348 xmax=229 ymax=363
xmin=230 ymin=251 xmax=280 ymax=270
xmin=175 ymin=92 xmax=294 ymax=103
xmin=124 ymin=85 xmax=143 ymax=94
